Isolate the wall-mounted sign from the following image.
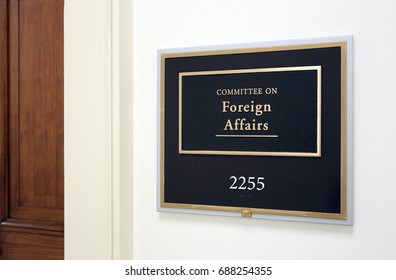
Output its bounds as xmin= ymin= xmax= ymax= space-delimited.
xmin=158 ymin=36 xmax=353 ymax=225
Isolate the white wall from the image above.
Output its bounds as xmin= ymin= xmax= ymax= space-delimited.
xmin=133 ymin=0 xmax=396 ymax=259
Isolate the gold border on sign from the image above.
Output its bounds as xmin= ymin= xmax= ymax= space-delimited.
xmin=178 ymin=66 xmax=322 ymax=157
xmin=160 ymin=41 xmax=348 ymax=220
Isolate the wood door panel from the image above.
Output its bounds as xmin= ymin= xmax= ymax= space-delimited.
xmin=9 ymin=0 xmax=64 ymax=214
xmin=1 ymin=0 xmax=64 ymax=259
xmin=18 ymin=0 xmax=64 ymax=209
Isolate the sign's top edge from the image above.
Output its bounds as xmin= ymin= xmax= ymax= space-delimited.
xmin=158 ymin=35 xmax=353 ymax=56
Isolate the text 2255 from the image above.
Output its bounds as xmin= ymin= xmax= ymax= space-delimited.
xmin=229 ymin=176 xmax=265 ymax=191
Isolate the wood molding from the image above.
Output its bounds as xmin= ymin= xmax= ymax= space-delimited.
xmin=0 ymin=0 xmax=8 ymax=222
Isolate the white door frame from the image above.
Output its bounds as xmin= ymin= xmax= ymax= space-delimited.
xmin=64 ymin=0 xmax=133 ymax=260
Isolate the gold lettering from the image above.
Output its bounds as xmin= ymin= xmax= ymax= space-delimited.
xmin=261 ymin=104 xmax=271 ymax=114
xmin=265 ymin=87 xmax=278 ymax=94
xmin=222 ymin=101 xmax=230 ymax=112
xmin=223 ymin=118 xmax=270 ymax=131
xmin=237 ymin=118 xmax=246 ymax=130
xmin=263 ymin=123 xmax=269 ymax=130
xmin=224 ymin=119 xmax=233 ymax=130
xmin=230 ymin=104 xmax=237 ymax=112
xmin=221 ymin=100 xmax=271 ymax=116
xmin=216 ymin=88 xmax=264 ymax=96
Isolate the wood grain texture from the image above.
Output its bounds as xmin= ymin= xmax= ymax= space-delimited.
xmin=0 ymin=227 xmax=63 ymax=260
xmin=9 ymin=0 xmax=64 ymax=220
xmin=0 ymin=0 xmax=64 ymax=260
xmin=0 ymin=0 xmax=7 ymax=221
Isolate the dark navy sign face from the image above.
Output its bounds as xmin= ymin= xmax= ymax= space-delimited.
xmin=180 ymin=67 xmax=321 ymax=156
xmin=160 ymin=42 xmax=348 ymax=220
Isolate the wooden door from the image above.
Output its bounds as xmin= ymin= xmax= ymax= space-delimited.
xmin=0 ymin=0 xmax=64 ymax=259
